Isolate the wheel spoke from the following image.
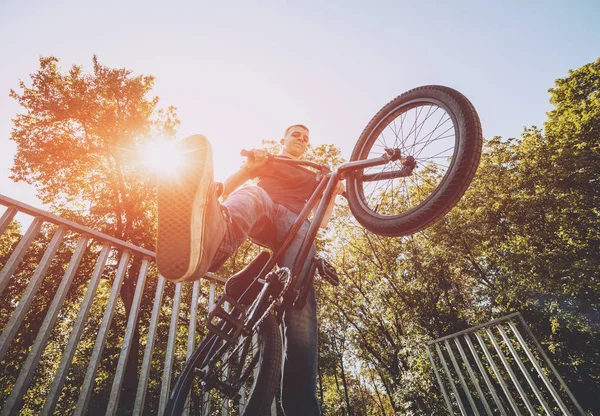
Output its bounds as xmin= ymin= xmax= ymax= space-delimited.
xmin=412 ymin=169 xmax=440 ymax=189
xmin=379 ymin=131 xmax=389 ymax=149
xmin=392 ymin=118 xmax=399 ymax=146
xmin=413 ymin=124 xmax=454 ymax=159
xmin=404 ymin=179 xmax=413 ymax=208
xmin=418 ymin=144 xmax=455 ymax=162
xmin=365 ymin=173 xmax=392 ymax=207
xmin=411 ymin=122 xmax=452 ymax=153
xmin=415 ymin=159 xmax=450 ymax=170
xmin=382 ymin=105 xmax=445 ymax=157
xmin=409 ymin=106 xmax=424 ymax=151
xmin=354 ymin=98 xmax=471 ymax=218
xmin=414 ymin=105 xmax=436 ymax=145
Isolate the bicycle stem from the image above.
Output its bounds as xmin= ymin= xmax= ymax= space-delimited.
xmin=337 ymin=148 xmax=400 ymax=178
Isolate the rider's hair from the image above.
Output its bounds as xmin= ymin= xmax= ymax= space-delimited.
xmin=284 ymin=124 xmax=309 ymax=137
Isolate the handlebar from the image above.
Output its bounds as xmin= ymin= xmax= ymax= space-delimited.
xmin=240 ymin=149 xmax=331 ymax=173
xmin=240 ymin=147 xmax=406 ymax=188
xmin=240 ymin=149 xmax=267 ymax=159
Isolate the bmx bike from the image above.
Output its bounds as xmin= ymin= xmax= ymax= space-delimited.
xmin=164 ymin=85 xmax=483 ymax=415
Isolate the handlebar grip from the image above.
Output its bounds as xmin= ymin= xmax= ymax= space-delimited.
xmin=240 ymin=149 xmax=274 ymax=161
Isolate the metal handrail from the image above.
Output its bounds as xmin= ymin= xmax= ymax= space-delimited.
xmin=0 ymin=194 xmax=231 ymax=415
xmin=0 ymin=194 xmax=226 ymax=284
xmin=426 ymin=312 xmax=521 ymax=346
xmin=0 ymin=194 xmax=155 ymax=257
xmin=426 ymin=312 xmax=585 ymax=416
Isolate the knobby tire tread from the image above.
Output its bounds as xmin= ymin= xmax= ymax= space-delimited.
xmin=347 ymin=85 xmax=483 ymax=236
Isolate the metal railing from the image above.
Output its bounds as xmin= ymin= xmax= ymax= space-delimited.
xmin=426 ymin=312 xmax=585 ymax=415
xmin=0 ymin=194 xmax=235 ymax=415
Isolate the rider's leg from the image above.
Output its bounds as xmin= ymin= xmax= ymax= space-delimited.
xmin=156 ymin=134 xmax=276 ymax=282
xmin=206 ymin=186 xmax=320 ymax=414
xmin=280 ymin=285 xmax=319 ymax=416
xmin=208 ymin=185 xmax=278 ymax=270
xmin=271 ymin=205 xmax=320 ymax=416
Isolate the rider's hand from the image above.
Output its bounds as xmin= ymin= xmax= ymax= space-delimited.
xmin=243 ymin=149 xmax=269 ymax=172
xmin=334 ymin=181 xmax=345 ymax=195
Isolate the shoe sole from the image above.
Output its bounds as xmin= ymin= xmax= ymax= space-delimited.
xmin=157 ymin=135 xmax=213 ymax=281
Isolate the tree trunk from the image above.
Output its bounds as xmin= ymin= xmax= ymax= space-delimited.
xmin=369 ymin=366 xmax=388 ymax=415
xmin=336 ymin=339 xmax=353 ymax=416
xmin=375 ymin=365 xmax=399 ymax=412
xmin=318 ymin=363 xmax=324 ymax=406
xmin=333 ymin=370 xmax=343 ymax=413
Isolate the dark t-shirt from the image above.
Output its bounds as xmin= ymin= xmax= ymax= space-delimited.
xmin=253 ymin=158 xmax=320 ymax=214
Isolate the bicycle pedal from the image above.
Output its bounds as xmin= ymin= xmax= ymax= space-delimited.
xmin=207 ymin=294 xmax=246 ymax=344
xmin=315 ymin=257 xmax=339 ymax=286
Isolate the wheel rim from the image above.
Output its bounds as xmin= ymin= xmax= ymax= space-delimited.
xmin=354 ymin=97 xmax=460 ymax=220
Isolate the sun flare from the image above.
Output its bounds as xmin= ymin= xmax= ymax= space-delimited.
xmin=141 ymin=139 xmax=185 ymax=176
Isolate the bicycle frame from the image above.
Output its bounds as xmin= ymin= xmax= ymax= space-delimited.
xmin=245 ymin=148 xmax=401 ymax=324
xmin=201 ymin=149 xmax=404 ymax=365
xmin=201 ymin=149 xmax=403 ymax=371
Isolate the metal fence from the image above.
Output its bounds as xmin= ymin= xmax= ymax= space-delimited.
xmin=0 ymin=194 xmax=242 ymax=415
xmin=426 ymin=312 xmax=585 ymax=415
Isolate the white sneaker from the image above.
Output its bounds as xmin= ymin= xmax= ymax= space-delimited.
xmin=156 ymin=135 xmax=226 ymax=282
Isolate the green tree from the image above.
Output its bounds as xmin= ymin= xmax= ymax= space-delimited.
xmin=10 ymin=55 xmax=178 ymax=245
xmin=397 ymin=58 xmax=600 ymax=412
xmin=7 ymin=55 xmax=179 ymax=413
xmin=318 ymin=58 xmax=600 ymax=413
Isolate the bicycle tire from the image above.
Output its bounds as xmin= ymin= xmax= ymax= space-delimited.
xmin=347 ymin=85 xmax=482 ymax=236
xmin=165 ymin=315 xmax=281 ymax=416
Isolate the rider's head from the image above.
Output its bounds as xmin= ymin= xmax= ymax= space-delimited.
xmin=280 ymin=124 xmax=309 ymax=159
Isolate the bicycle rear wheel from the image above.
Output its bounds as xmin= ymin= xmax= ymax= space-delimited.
xmin=165 ymin=315 xmax=281 ymax=416
xmin=347 ymin=85 xmax=482 ymax=236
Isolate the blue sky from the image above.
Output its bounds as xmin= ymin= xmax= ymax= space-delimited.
xmin=1 ymin=0 xmax=599 ymax=210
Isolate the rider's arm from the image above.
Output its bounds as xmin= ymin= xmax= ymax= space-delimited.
xmin=315 ymin=181 xmax=345 ymax=228
xmin=317 ymin=198 xmax=336 ymax=228
xmin=222 ymin=149 xmax=268 ymax=198
xmin=222 ymin=166 xmax=254 ymax=197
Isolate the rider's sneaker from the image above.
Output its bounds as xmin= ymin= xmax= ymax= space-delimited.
xmin=156 ymin=134 xmax=226 ymax=282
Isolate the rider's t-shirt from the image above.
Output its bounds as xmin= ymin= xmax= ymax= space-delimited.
xmin=253 ymin=158 xmax=320 ymax=215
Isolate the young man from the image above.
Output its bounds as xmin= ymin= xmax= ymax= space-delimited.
xmin=156 ymin=125 xmax=344 ymax=415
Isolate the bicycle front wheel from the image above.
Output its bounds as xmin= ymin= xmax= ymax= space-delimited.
xmin=346 ymin=85 xmax=482 ymax=236
xmin=165 ymin=315 xmax=282 ymax=416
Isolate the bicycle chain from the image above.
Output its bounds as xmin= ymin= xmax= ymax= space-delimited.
xmin=217 ymin=271 xmax=292 ymax=402
xmin=250 ymin=267 xmax=292 ymax=332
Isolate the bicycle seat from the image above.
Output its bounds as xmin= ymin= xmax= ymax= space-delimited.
xmin=225 ymin=251 xmax=271 ymax=305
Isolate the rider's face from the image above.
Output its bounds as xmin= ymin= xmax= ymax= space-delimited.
xmin=281 ymin=126 xmax=309 ymax=158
